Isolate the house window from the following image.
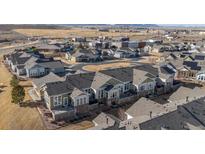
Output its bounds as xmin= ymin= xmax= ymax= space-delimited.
xmin=54 ymin=96 xmax=58 ymax=106
xmin=58 ymin=96 xmax=62 ymax=105
xmin=101 ymin=91 xmax=103 ymax=98
xmin=77 ymin=99 xmax=79 ymax=106
xmin=84 ymin=97 xmax=86 ymax=104
xmin=149 ymin=83 xmax=153 ymax=89
xmin=63 ymin=97 xmax=68 ymax=106
xmin=80 ymin=98 xmax=83 ymax=104
xmin=98 ymin=91 xmax=101 ymax=98
xmin=120 ymin=86 xmax=123 ymax=93
xmin=140 ymin=86 xmax=145 ymax=91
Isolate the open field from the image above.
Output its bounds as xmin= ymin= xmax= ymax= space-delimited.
xmin=0 ymin=56 xmax=45 ymax=130
xmin=13 ymin=28 xmax=158 ymax=40
xmin=0 ymin=30 xmax=26 ymax=41
xmin=83 ymin=61 xmax=132 ymax=72
xmin=83 ymin=56 xmax=158 ymax=72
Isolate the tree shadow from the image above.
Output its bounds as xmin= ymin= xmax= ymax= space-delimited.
xmin=19 ymin=100 xmax=38 ymax=108
xmin=0 ymin=85 xmax=7 ymax=88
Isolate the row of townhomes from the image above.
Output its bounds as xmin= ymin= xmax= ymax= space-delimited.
xmin=162 ymin=52 xmax=205 ymax=83
xmin=4 ymin=51 xmax=66 ymax=78
xmin=31 ymin=64 xmax=176 ymax=120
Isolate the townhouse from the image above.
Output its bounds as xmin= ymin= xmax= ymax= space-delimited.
xmin=5 ymin=51 xmax=66 ymax=78
xmin=164 ymin=52 xmax=205 ymax=82
xmin=113 ymin=47 xmax=137 ymax=58
xmin=31 ymin=64 xmax=175 ymax=120
xmin=44 ymin=81 xmax=89 ymax=120
xmin=32 ymin=72 xmax=65 ymax=98
xmin=65 ymin=49 xmax=102 ymax=62
xmin=100 ymin=65 xmax=159 ymax=96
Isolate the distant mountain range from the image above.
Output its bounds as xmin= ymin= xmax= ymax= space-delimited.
xmin=61 ymin=24 xmax=205 ymax=28
xmin=158 ymin=24 xmax=205 ymax=28
xmin=1 ymin=24 xmax=205 ymax=31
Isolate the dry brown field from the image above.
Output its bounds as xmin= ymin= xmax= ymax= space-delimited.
xmin=83 ymin=61 xmax=132 ymax=72
xmin=0 ymin=55 xmax=45 ymax=130
xmin=14 ymin=28 xmax=158 ymax=40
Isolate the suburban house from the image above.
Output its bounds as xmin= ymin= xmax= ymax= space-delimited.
xmin=121 ymin=41 xmax=139 ymax=48
xmin=32 ymin=72 xmax=65 ymax=98
xmin=25 ymin=60 xmax=65 ymax=77
xmin=88 ymin=41 xmax=111 ymax=49
xmin=5 ymin=51 xmax=66 ymax=78
xmin=100 ymin=65 xmax=160 ymax=97
xmin=31 ymin=65 xmax=176 ymax=120
xmin=113 ymin=47 xmax=137 ymax=58
xmin=35 ymin=44 xmax=61 ymax=52
xmin=44 ymin=81 xmax=89 ymax=120
xmin=139 ymin=96 xmax=205 ymax=130
xmin=157 ymin=64 xmax=176 ymax=92
xmin=66 ymin=72 xmax=124 ymax=105
xmin=139 ymin=106 xmax=205 ymax=130
xmin=65 ymin=49 xmax=102 ymax=62
xmin=132 ymin=69 xmax=156 ymax=95
xmin=164 ymin=53 xmax=205 ymax=82
xmin=196 ymin=70 xmax=205 ymax=82
xmin=72 ymin=37 xmax=86 ymax=42
xmin=41 ymin=72 xmax=123 ymax=120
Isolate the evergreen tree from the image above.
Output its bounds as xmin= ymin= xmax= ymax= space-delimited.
xmin=11 ymin=85 xmax=25 ymax=104
xmin=10 ymin=75 xmax=19 ymax=87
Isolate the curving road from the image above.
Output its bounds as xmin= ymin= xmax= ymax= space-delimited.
xmin=0 ymin=40 xmax=41 ymax=56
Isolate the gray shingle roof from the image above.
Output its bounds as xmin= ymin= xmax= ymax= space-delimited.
xmin=46 ymin=81 xmax=74 ymax=96
xmin=160 ymin=66 xmax=175 ymax=74
xmin=10 ymin=52 xmax=31 ymax=65
xmin=183 ymin=61 xmax=201 ymax=71
xmin=126 ymin=97 xmax=166 ymax=123
xmin=139 ymin=106 xmax=205 ymax=130
xmin=183 ymin=97 xmax=205 ymax=126
xmin=32 ymin=72 xmax=64 ymax=89
xmin=70 ymin=88 xmax=86 ymax=98
xmin=92 ymin=112 xmax=115 ymax=127
xmin=168 ymin=86 xmax=205 ymax=102
xmin=91 ymin=72 xmax=121 ymax=90
xmin=195 ymin=55 xmax=205 ymax=61
xmin=38 ymin=61 xmax=65 ymax=69
xmin=133 ymin=69 xmax=155 ymax=85
xmin=100 ymin=67 xmax=133 ymax=82
xmin=36 ymin=44 xmax=61 ymax=50
xmin=66 ymin=72 xmax=96 ymax=90
xmin=168 ymin=59 xmax=184 ymax=70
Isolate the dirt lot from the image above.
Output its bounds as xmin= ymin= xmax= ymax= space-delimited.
xmin=0 ymin=56 xmax=45 ymax=130
xmin=83 ymin=61 xmax=133 ymax=72
xmin=83 ymin=56 xmax=158 ymax=72
xmin=14 ymin=28 xmax=158 ymax=40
